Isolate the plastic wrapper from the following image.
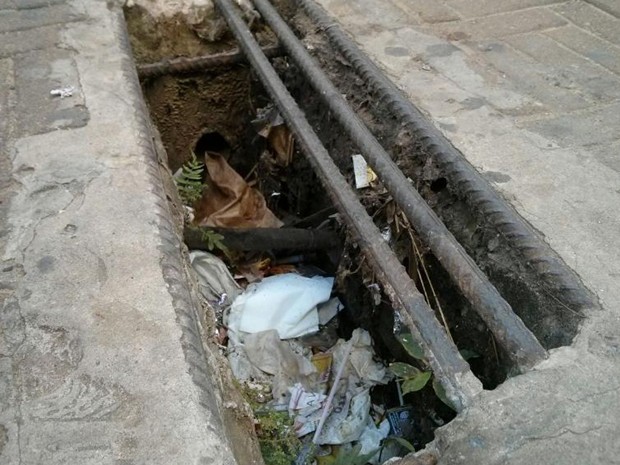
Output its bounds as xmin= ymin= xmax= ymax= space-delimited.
xmin=227 ymin=273 xmax=334 ymax=339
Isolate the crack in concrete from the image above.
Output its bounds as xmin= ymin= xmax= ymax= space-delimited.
xmin=567 ymin=383 xmax=620 ymax=404
xmin=523 ymin=424 xmax=605 ymax=442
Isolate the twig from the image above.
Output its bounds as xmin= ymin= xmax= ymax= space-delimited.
xmin=312 ymin=340 xmax=353 ymax=444
xmin=244 ymin=162 xmax=259 ymax=182
xmin=403 ymin=212 xmax=454 ymax=343
xmin=490 ymin=333 xmax=500 ymax=366
xmin=396 ymin=379 xmax=405 ymax=406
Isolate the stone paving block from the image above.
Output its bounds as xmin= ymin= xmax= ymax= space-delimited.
xmin=522 ymin=102 xmax=620 ymax=148
xmin=590 ymin=139 xmax=620 ymax=173
xmin=350 ymin=0 xmax=417 ymax=29
xmin=473 ymin=40 xmax=592 ymax=112
xmin=17 ymin=0 xmax=67 ymax=9
xmin=431 ymin=7 xmax=567 ymax=41
xmin=0 ymin=0 xmax=15 ymax=10
xmin=1 ymin=0 xmax=67 ymax=8
xmin=390 ymin=0 xmax=460 ymax=24
xmin=506 ymin=32 xmax=620 ymax=102
xmin=0 ymin=25 xmax=60 ymax=58
xmin=14 ymin=49 xmax=89 ymax=136
xmin=0 ymin=3 xmax=82 ymax=33
xmin=585 ymin=0 xmax=620 ymax=18
xmin=319 ymin=0 xmax=418 ymax=34
xmin=552 ymin=1 xmax=620 ymax=46
xmin=444 ymin=0 xmax=564 ymax=19
xmin=0 ymin=58 xmax=11 ymax=136
xmin=545 ymin=25 xmax=620 ymax=75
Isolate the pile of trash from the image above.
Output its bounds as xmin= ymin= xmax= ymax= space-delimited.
xmin=191 ymin=250 xmax=415 ymax=464
xmin=179 ymin=106 xmax=422 ymax=464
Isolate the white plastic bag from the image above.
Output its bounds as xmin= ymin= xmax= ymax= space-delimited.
xmin=189 ymin=250 xmax=241 ymax=305
xmin=229 ymin=273 xmax=334 ymax=339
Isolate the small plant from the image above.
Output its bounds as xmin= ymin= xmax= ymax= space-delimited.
xmin=390 ymin=333 xmax=478 ymax=410
xmin=201 ymin=230 xmax=227 ymax=252
xmin=176 ymin=152 xmax=205 ymax=205
xmin=390 ymin=333 xmax=434 ymax=394
xmin=237 ymin=382 xmax=301 ymax=465
xmin=255 ymin=409 xmax=301 ymax=465
xmin=331 ymin=444 xmax=379 ymax=465
xmin=201 ymin=230 xmax=230 ymax=258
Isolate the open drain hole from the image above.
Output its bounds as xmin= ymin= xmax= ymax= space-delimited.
xmin=126 ymin=4 xmax=586 ymax=463
xmin=194 ymin=130 xmax=232 ymax=157
xmin=140 ymin=70 xmax=500 ymax=461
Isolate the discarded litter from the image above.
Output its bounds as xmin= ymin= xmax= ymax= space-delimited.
xmin=253 ymin=106 xmax=295 ymax=166
xmin=227 ymin=273 xmax=334 ymax=340
xmin=180 ymin=149 xmax=418 ymax=463
xmin=50 ymin=85 xmax=75 ymax=98
xmin=194 ymin=151 xmax=282 ymax=228
xmin=352 ymin=154 xmax=377 ymax=189
xmin=386 ymin=406 xmax=416 ymax=439
xmin=358 ymin=418 xmax=391 ymax=464
xmin=244 ymin=330 xmax=317 ymax=401
xmin=317 ymin=297 xmax=344 ymax=325
xmin=189 ymin=250 xmax=241 ymax=307
xmin=188 ymin=229 xmax=420 ymax=463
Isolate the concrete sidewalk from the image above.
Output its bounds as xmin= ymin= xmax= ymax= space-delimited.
xmin=314 ymin=0 xmax=620 ymax=463
xmin=0 ymin=1 xmax=239 ymax=463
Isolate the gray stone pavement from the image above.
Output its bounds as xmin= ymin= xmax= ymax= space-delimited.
xmin=0 ymin=0 xmax=239 ymax=463
xmin=315 ymin=0 xmax=620 ymax=463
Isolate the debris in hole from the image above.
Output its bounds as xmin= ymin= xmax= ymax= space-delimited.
xmin=194 ymin=151 xmax=282 ymax=228
xmin=352 ymin=154 xmax=377 ymax=189
xmin=253 ymin=106 xmax=295 ymax=167
xmin=227 ymin=273 xmax=334 ymax=339
xmin=165 ymin=88 xmax=462 ymax=463
xmin=189 ymin=250 xmax=240 ymax=312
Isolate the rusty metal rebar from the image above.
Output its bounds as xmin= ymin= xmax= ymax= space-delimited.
xmin=250 ymin=0 xmax=547 ymax=371
xmin=136 ymin=45 xmax=281 ymax=79
xmin=213 ymin=0 xmax=482 ymax=410
xmin=297 ymin=0 xmax=596 ymax=313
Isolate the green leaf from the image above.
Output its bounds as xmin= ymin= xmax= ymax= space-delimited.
xmin=385 ymin=436 xmax=416 ymax=453
xmin=389 ymin=362 xmax=421 ymax=379
xmin=401 ymin=371 xmax=432 ymax=394
xmin=398 ymin=333 xmax=425 ymax=360
xmin=177 ymin=151 xmax=206 ymax=205
xmin=201 ymin=231 xmax=230 ymax=257
xmin=332 ymin=444 xmax=379 ymax=465
xmin=432 ymin=377 xmax=456 ymax=411
xmin=459 ymin=349 xmax=481 ymax=361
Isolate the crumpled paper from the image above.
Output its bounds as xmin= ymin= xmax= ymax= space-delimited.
xmin=331 ymin=328 xmax=389 ymax=387
xmin=194 ymin=152 xmax=282 ymax=228
xmin=231 ymin=330 xmax=317 ymax=402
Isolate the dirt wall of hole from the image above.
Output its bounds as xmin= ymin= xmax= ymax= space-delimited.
xmin=142 ymin=70 xmax=255 ymax=172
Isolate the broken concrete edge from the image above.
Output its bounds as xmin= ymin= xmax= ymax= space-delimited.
xmin=125 ymin=0 xmax=258 ymax=44
xmin=114 ymin=7 xmax=264 ymax=464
